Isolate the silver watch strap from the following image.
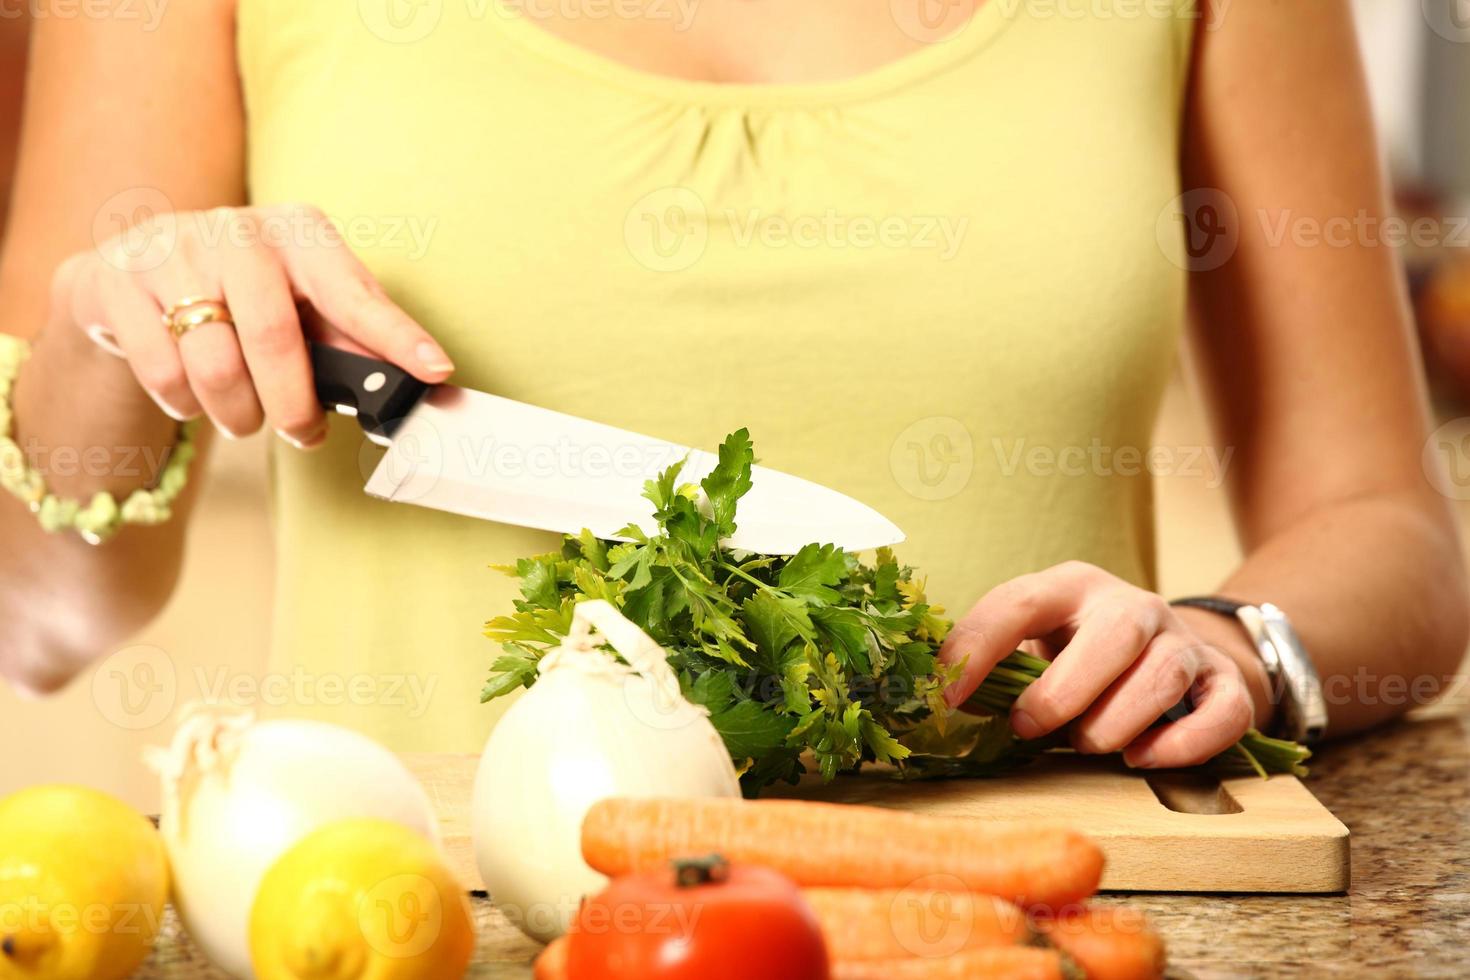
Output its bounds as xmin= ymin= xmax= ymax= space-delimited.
xmin=1172 ymin=596 xmax=1328 ymax=744
xmin=1238 ymin=603 xmax=1328 ymax=745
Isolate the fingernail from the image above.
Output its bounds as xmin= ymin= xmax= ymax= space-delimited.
xmin=145 ymin=390 xmax=191 ymax=423
xmin=1011 ymin=709 xmax=1042 ymax=740
xmin=1125 ymin=747 xmax=1155 ymax=769
xmin=415 ymin=341 xmax=454 ymax=373
xmin=276 ymin=426 xmax=326 ymax=451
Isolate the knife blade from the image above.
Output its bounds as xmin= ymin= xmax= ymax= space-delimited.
xmin=309 ymin=343 xmax=905 ymax=555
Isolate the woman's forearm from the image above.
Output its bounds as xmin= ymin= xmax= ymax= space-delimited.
xmin=1179 ymin=490 xmax=1468 ymax=737
xmin=1 ymin=312 xmax=204 ymax=693
xmin=0 ymin=0 xmax=244 ymax=693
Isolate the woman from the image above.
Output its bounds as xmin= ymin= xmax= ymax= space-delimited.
xmin=1 ymin=0 xmax=1464 ymax=762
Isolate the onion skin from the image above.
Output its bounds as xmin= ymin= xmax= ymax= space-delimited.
xmin=151 ymin=715 xmax=438 ymax=979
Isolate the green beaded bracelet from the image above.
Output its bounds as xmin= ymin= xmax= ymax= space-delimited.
xmin=0 ymin=332 xmax=201 ymax=545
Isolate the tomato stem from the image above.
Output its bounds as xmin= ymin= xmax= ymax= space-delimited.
xmin=673 ymin=854 xmax=730 ymax=887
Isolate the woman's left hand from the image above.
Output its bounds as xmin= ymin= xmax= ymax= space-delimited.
xmin=938 ymin=561 xmax=1267 ymax=768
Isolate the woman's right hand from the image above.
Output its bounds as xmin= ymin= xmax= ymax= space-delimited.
xmin=50 ymin=203 xmax=455 ymax=448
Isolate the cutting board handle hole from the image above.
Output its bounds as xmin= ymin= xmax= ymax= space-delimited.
xmin=1146 ymin=773 xmax=1244 ymax=815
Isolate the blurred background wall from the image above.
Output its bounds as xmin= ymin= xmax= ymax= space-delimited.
xmin=2 ymin=2 xmax=1470 ymax=811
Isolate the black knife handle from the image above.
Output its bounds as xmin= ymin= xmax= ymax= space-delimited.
xmin=310 ymin=342 xmax=429 ymax=440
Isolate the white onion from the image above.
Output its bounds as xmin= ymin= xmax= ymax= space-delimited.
xmin=472 ymin=600 xmax=741 ymax=942
xmin=146 ymin=709 xmax=438 ymax=978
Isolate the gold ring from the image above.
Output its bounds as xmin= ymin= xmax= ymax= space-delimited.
xmin=163 ymin=297 xmax=234 ymax=339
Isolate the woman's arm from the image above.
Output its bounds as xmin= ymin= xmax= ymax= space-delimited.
xmin=1180 ymin=0 xmax=1468 ymax=735
xmin=0 ymin=1 xmax=456 ymax=693
xmin=940 ymin=0 xmax=1468 ymax=760
xmin=0 ymin=0 xmax=241 ymax=692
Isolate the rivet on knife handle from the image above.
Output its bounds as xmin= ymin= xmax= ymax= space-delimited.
xmin=309 ymin=342 xmax=430 ymax=444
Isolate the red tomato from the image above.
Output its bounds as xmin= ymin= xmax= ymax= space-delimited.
xmin=565 ymin=856 xmax=829 ymax=980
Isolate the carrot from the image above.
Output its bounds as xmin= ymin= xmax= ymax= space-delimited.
xmin=533 ymin=936 xmax=569 ymax=980
xmin=581 ymin=797 xmax=1105 ymax=911
xmin=803 ymin=887 xmax=1030 ymax=961
xmin=832 ymin=945 xmax=1068 ymax=980
xmin=1034 ymin=904 xmax=1165 ymax=980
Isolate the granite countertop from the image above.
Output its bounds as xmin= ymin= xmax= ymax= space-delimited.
xmin=136 ymin=710 xmax=1470 ymax=979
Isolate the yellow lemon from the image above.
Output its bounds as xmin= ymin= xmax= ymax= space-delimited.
xmin=250 ymin=819 xmax=475 ymax=980
xmin=0 ymin=785 xmax=169 ymax=980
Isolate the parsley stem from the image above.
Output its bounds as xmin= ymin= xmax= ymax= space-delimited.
xmin=717 ymin=562 xmax=780 ymax=594
xmin=960 ymin=651 xmax=1311 ymax=777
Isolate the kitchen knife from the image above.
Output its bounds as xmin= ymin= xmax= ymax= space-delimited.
xmin=309 ymin=343 xmax=906 ymax=555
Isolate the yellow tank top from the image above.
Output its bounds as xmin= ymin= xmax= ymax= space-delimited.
xmin=236 ymin=0 xmax=1198 ymax=752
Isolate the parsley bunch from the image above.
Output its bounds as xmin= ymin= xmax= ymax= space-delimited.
xmin=482 ymin=429 xmax=1308 ymax=796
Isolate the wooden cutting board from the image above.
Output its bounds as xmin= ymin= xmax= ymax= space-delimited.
xmin=402 ymin=753 xmax=1349 ymax=895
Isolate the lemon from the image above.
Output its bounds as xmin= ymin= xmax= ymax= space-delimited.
xmin=0 ymin=785 xmax=169 ymax=980
xmin=250 ymin=819 xmax=475 ymax=980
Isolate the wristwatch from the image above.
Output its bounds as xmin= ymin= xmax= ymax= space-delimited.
xmin=1170 ymin=597 xmax=1329 ymax=745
